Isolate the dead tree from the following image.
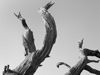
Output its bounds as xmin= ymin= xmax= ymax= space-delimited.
xmin=57 ymin=39 xmax=100 ymax=75
xmin=3 ymin=2 xmax=57 ymax=75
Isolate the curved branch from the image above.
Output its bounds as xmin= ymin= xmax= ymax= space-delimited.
xmin=84 ymin=65 xmax=100 ymax=74
xmin=3 ymin=2 xmax=57 ymax=75
xmin=57 ymin=62 xmax=71 ymax=69
xmin=57 ymin=40 xmax=100 ymax=75
xmin=37 ymin=1 xmax=57 ymax=64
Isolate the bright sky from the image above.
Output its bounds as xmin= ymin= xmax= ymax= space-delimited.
xmin=0 ymin=0 xmax=100 ymax=75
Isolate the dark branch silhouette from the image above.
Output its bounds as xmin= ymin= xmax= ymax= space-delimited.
xmin=2 ymin=2 xmax=100 ymax=75
xmin=57 ymin=62 xmax=71 ymax=69
xmin=57 ymin=39 xmax=100 ymax=75
xmin=3 ymin=2 xmax=57 ymax=75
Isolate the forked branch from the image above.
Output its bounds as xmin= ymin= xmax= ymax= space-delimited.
xmin=3 ymin=2 xmax=57 ymax=75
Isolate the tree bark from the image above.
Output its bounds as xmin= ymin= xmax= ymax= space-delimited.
xmin=3 ymin=2 xmax=57 ymax=75
xmin=57 ymin=39 xmax=100 ymax=75
xmin=3 ymin=2 xmax=100 ymax=75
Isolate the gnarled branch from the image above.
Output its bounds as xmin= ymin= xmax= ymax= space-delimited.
xmin=3 ymin=2 xmax=57 ymax=75
xmin=57 ymin=39 xmax=100 ymax=75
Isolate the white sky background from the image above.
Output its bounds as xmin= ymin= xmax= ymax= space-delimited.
xmin=0 ymin=0 xmax=100 ymax=75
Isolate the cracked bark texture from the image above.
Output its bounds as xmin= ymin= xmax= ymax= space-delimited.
xmin=57 ymin=39 xmax=100 ymax=75
xmin=3 ymin=2 xmax=57 ymax=75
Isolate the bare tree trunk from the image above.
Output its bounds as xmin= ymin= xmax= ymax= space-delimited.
xmin=57 ymin=39 xmax=100 ymax=75
xmin=3 ymin=2 xmax=57 ymax=75
xmin=2 ymin=2 xmax=100 ymax=75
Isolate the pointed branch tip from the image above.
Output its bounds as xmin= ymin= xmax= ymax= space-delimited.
xmin=44 ymin=1 xmax=55 ymax=10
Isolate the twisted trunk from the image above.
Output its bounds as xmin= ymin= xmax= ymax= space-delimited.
xmin=3 ymin=2 xmax=57 ymax=75
xmin=57 ymin=39 xmax=100 ymax=75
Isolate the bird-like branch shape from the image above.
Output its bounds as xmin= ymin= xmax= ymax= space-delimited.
xmin=57 ymin=39 xmax=100 ymax=75
xmin=3 ymin=2 xmax=57 ymax=75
